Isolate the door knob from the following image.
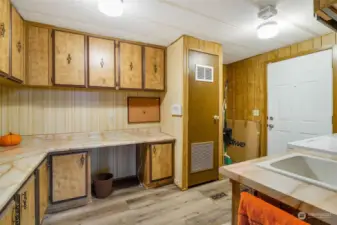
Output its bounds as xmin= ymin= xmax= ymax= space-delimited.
xmin=213 ymin=115 xmax=220 ymax=120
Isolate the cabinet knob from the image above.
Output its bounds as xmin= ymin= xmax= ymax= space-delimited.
xmin=0 ymin=23 xmax=5 ymax=38
xmin=22 ymin=191 xmax=27 ymax=210
xmin=16 ymin=41 xmax=22 ymax=53
xmin=100 ymin=58 xmax=104 ymax=68
xmin=129 ymin=62 xmax=133 ymax=71
xmin=67 ymin=54 xmax=72 ymax=64
xmin=153 ymin=146 xmax=157 ymax=154
xmin=154 ymin=64 xmax=157 ymax=73
xmin=80 ymin=154 xmax=85 ymax=167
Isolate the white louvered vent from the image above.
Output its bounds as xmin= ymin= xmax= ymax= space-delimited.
xmin=191 ymin=142 xmax=214 ymax=173
xmin=195 ymin=64 xmax=214 ymax=82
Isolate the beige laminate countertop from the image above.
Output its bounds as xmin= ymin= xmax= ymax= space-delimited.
xmin=220 ymin=152 xmax=337 ymax=224
xmin=0 ymin=128 xmax=175 ymax=211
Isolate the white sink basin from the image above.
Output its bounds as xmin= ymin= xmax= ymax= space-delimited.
xmin=257 ymin=154 xmax=337 ymax=192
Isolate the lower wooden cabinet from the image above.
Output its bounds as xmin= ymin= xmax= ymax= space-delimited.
xmin=50 ymin=152 xmax=87 ymax=203
xmin=137 ymin=142 xmax=174 ymax=188
xmin=17 ymin=175 xmax=35 ymax=225
xmin=38 ymin=160 xmax=48 ymax=224
xmin=0 ymin=201 xmax=15 ymax=225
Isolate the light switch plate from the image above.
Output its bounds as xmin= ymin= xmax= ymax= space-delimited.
xmin=171 ymin=104 xmax=183 ymax=116
xmin=252 ymin=109 xmax=260 ymax=117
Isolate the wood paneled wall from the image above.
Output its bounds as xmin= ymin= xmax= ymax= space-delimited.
xmin=0 ymin=85 xmax=160 ymax=135
xmin=226 ymin=32 xmax=337 ymax=156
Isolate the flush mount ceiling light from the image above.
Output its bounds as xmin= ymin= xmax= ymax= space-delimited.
xmin=257 ymin=5 xmax=279 ymax=39
xmin=257 ymin=21 xmax=279 ymax=39
xmin=98 ymin=0 xmax=124 ymax=17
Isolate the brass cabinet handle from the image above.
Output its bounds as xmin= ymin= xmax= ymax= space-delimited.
xmin=80 ymin=154 xmax=85 ymax=167
xmin=22 ymin=191 xmax=27 ymax=210
xmin=100 ymin=58 xmax=104 ymax=68
xmin=0 ymin=23 xmax=5 ymax=38
xmin=153 ymin=146 xmax=156 ymax=155
xmin=129 ymin=62 xmax=133 ymax=71
xmin=154 ymin=64 xmax=157 ymax=73
xmin=16 ymin=41 xmax=22 ymax=53
xmin=67 ymin=54 xmax=72 ymax=64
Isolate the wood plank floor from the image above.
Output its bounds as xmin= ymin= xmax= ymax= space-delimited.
xmin=43 ymin=179 xmax=232 ymax=225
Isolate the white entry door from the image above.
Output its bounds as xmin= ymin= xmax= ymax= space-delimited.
xmin=267 ymin=49 xmax=333 ymax=156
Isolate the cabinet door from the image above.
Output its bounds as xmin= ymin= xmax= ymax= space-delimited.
xmin=151 ymin=143 xmax=173 ymax=181
xmin=53 ymin=31 xmax=85 ymax=86
xmin=89 ymin=37 xmax=115 ymax=87
xmin=144 ymin=47 xmax=165 ymax=91
xmin=0 ymin=0 xmax=10 ymax=76
xmin=38 ymin=160 xmax=48 ymax=223
xmin=119 ymin=42 xmax=142 ymax=89
xmin=51 ymin=152 xmax=87 ymax=203
xmin=11 ymin=7 xmax=24 ymax=82
xmin=18 ymin=175 xmax=35 ymax=225
xmin=0 ymin=201 xmax=14 ymax=225
xmin=27 ymin=26 xmax=50 ymax=86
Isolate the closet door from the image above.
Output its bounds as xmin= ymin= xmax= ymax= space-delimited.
xmin=0 ymin=0 xmax=10 ymax=76
xmin=53 ymin=30 xmax=85 ymax=86
xmin=11 ymin=6 xmax=24 ymax=82
xmin=88 ymin=37 xmax=115 ymax=87
xmin=119 ymin=42 xmax=142 ymax=89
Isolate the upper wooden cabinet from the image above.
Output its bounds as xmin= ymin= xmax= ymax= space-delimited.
xmin=0 ymin=200 xmax=15 ymax=225
xmin=53 ymin=31 xmax=85 ymax=86
xmin=27 ymin=25 xmax=50 ymax=86
xmin=119 ymin=42 xmax=142 ymax=89
xmin=51 ymin=152 xmax=87 ymax=203
xmin=144 ymin=47 xmax=165 ymax=91
xmin=17 ymin=175 xmax=35 ymax=225
xmin=11 ymin=6 xmax=25 ymax=82
xmin=314 ymin=0 xmax=337 ymax=32
xmin=88 ymin=37 xmax=115 ymax=88
xmin=0 ymin=0 xmax=10 ymax=77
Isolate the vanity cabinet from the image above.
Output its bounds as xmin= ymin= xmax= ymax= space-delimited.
xmin=17 ymin=175 xmax=35 ymax=225
xmin=118 ymin=42 xmax=142 ymax=89
xmin=26 ymin=25 xmax=50 ymax=86
xmin=37 ymin=160 xmax=48 ymax=224
xmin=0 ymin=0 xmax=10 ymax=77
xmin=50 ymin=152 xmax=87 ymax=203
xmin=144 ymin=47 xmax=165 ymax=91
xmin=53 ymin=30 xmax=85 ymax=86
xmin=11 ymin=6 xmax=24 ymax=83
xmin=88 ymin=37 xmax=115 ymax=88
xmin=138 ymin=142 xmax=174 ymax=188
xmin=0 ymin=201 xmax=15 ymax=225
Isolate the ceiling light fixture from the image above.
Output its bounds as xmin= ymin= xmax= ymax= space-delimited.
xmin=257 ymin=21 xmax=279 ymax=39
xmin=98 ymin=0 xmax=124 ymax=17
xmin=257 ymin=5 xmax=279 ymax=39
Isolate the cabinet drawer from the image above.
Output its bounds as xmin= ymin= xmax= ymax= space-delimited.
xmin=144 ymin=47 xmax=165 ymax=91
xmin=118 ymin=42 xmax=142 ymax=89
xmin=0 ymin=0 xmax=10 ymax=76
xmin=50 ymin=152 xmax=87 ymax=203
xmin=53 ymin=31 xmax=85 ymax=86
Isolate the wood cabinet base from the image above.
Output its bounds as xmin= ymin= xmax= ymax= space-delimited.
xmin=46 ymin=197 xmax=89 ymax=214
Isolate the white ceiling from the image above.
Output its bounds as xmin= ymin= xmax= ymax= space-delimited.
xmin=12 ymin=0 xmax=331 ymax=64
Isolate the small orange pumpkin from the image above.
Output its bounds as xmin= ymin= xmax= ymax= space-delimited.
xmin=0 ymin=132 xmax=22 ymax=146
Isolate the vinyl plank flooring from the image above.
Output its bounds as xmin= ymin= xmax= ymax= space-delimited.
xmin=43 ymin=180 xmax=232 ymax=225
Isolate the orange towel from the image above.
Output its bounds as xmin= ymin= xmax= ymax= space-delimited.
xmin=238 ymin=192 xmax=309 ymax=225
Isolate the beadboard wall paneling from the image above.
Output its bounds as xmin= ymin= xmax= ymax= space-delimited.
xmin=91 ymin=145 xmax=136 ymax=179
xmin=226 ymin=32 xmax=337 ymax=157
xmin=0 ymin=85 xmax=161 ymax=135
